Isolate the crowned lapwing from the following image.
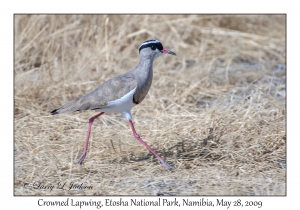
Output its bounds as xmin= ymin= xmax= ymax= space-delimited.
xmin=51 ymin=40 xmax=176 ymax=169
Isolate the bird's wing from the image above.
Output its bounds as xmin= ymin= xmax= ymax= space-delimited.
xmin=51 ymin=73 xmax=137 ymax=114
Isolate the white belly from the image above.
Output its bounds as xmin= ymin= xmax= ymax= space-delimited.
xmin=98 ymin=87 xmax=137 ymax=120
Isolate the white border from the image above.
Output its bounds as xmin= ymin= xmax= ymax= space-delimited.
xmin=4 ymin=0 xmax=295 ymax=209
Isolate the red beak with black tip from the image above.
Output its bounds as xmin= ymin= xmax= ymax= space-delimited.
xmin=161 ymin=48 xmax=176 ymax=55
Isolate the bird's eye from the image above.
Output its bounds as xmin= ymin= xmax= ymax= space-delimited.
xmin=151 ymin=45 xmax=156 ymax=50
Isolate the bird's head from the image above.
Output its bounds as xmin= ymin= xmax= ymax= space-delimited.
xmin=139 ymin=40 xmax=176 ymax=60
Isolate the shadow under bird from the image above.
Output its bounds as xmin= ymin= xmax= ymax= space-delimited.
xmin=51 ymin=40 xmax=176 ymax=169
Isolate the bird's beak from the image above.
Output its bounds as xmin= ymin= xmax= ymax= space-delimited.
xmin=161 ymin=48 xmax=176 ymax=56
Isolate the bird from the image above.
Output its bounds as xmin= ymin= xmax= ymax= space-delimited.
xmin=51 ymin=40 xmax=176 ymax=169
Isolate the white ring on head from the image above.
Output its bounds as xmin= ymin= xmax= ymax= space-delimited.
xmin=139 ymin=40 xmax=161 ymax=48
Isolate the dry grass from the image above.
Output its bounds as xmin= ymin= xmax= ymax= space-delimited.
xmin=14 ymin=14 xmax=286 ymax=196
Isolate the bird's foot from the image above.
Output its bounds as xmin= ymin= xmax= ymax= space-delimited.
xmin=160 ymin=159 xmax=175 ymax=170
xmin=78 ymin=153 xmax=86 ymax=165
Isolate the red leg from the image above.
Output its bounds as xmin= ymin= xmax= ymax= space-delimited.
xmin=129 ymin=120 xmax=175 ymax=169
xmin=78 ymin=112 xmax=104 ymax=165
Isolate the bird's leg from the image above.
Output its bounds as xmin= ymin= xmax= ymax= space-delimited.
xmin=128 ymin=120 xmax=175 ymax=169
xmin=78 ymin=112 xmax=105 ymax=165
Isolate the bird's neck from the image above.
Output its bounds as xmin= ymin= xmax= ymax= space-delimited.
xmin=131 ymin=57 xmax=154 ymax=104
xmin=136 ymin=57 xmax=154 ymax=72
xmin=134 ymin=58 xmax=154 ymax=82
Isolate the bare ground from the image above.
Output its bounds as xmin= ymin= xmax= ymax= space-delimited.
xmin=14 ymin=14 xmax=286 ymax=195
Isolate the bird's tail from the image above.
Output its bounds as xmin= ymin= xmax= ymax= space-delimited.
xmin=50 ymin=94 xmax=95 ymax=115
xmin=51 ymin=108 xmax=60 ymax=115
